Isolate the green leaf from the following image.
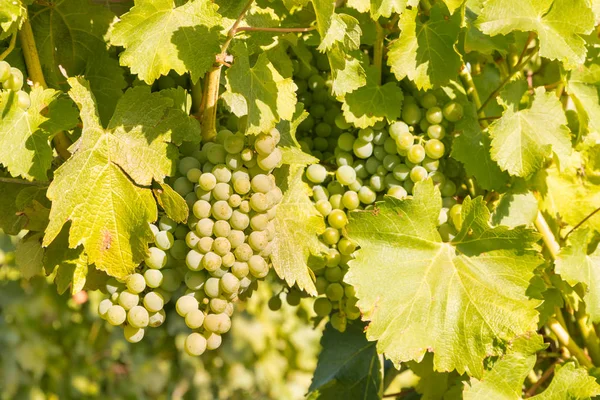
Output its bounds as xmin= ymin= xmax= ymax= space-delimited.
xmin=271 ymin=165 xmax=328 ymax=296
xmin=223 ymin=42 xmax=297 ymax=135
xmin=311 ymin=0 xmax=366 ymax=96
xmin=491 ymin=189 xmax=538 ymax=228
xmin=277 ymin=103 xmax=320 ymax=166
xmin=43 ymin=78 xmax=157 ymax=279
xmin=387 ymin=4 xmax=462 ymax=90
xmin=341 ymin=66 xmax=404 ymax=129
xmin=317 ymin=13 xmax=361 ymax=52
xmin=0 ymin=87 xmax=79 ymax=181
xmin=530 ymin=363 xmax=600 ymax=399
xmin=44 ymin=225 xmax=89 ymax=295
xmin=442 ymin=0 xmax=465 ymax=14
xmin=346 ymin=180 xmax=542 ymax=377
xmin=153 ymin=182 xmax=189 ymax=224
xmin=107 ymin=0 xmax=223 ymax=84
xmin=0 ymin=183 xmax=48 ymax=235
xmin=568 ymin=63 xmax=600 ymax=138
xmin=477 ymin=0 xmax=595 ymax=69
xmin=0 ymin=0 xmax=24 ymax=36
xmin=346 ymin=0 xmax=418 ymax=19
xmin=489 ymin=87 xmax=572 ymax=178
xmin=31 ymin=0 xmax=127 ymax=124
xmin=556 ymin=229 xmax=600 ymax=323
xmin=463 ymin=334 xmax=545 ymax=399
xmin=15 ymin=232 xmax=45 ymax=280
xmin=448 ymin=85 xmax=510 ymax=191
xmin=408 ymin=353 xmax=466 ymax=399
xmin=309 ymin=322 xmax=381 ymax=399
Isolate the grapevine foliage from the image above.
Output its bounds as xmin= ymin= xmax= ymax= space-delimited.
xmin=2 ymin=0 xmax=600 ymax=398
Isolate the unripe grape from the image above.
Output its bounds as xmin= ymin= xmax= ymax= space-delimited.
xmin=185 ymin=332 xmax=207 ymax=356
xmin=176 ymin=295 xmax=199 ymax=317
xmin=143 ymin=291 xmax=165 ymax=312
xmin=106 ymin=305 xmax=127 ymax=325
xmin=124 ymin=326 xmax=145 ymax=343
xmin=185 ymin=309 xmax=205 ymax=329
xmin=126 ymin=273 xmax=146 ymax=294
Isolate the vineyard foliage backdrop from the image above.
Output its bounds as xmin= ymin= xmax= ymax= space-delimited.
xmin=2 ymin=0 xmax=600 ymax=398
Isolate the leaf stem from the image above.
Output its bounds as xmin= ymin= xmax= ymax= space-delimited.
xmin=458 ymin=65 xmax=487 ymax=125
xmin=374 ymin=22 xmax=385 ymax=85
xmin=198 ymin=0 xmax=254 ymax=141
xmin=19 ymin=13 xmax=72 ymax=160
xmin=236 ymin=26 xmax=315 ymax=33
xmin=0 ymin=32 xmax=17 ymax=61
xmin=0 ymin=176 xmax=48 ymax=186
xmin=524 ymin=362 xmax=556 ymax=397
xmin=576 ymin=307 xmax=600 ymax=366
xmin=534 ymin=211 xmax=560 ymax=261
xmin=477 ymin=44 xmax=539 ymax=114
xmin=563 ymin=206 xmax=600 ymax=240
xmin=547 ymin=318 xmax=593 ymax=368
xmin=378 ymin=353 xmax=385 ymax=399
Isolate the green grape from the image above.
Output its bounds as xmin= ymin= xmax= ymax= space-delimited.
xmin=395 ymin=131 xmax=415 ymax=150
xmin=211 ymin=221 xmax=229 ymax=238
xmin=213 ymin=182 xmax=232 ymax=200
xmin=145 ymin=247 xmax=167 ymax=269
xmin=212 ymin=237 xmax=231 ymax=256
xmin=382 ymin=154 xmax=401 ymax=171
xmin=124 ymin=326 xmax=145 ymax=343
xmin=314 ymin=297 xmax=333 ymax=316
xmin=315 ymin=199 xmax=333 ymax=216
xmin=440 ymin=180 xmax=457 ymax=197
xmin=199 ymin=173 xmax=217 ymax=191
xmin=212 ymin=201 xmax=233 ymax=220
xmin=248 ymin=255 xmax=268 ymax=278
xmin=315 ymin=122 xmax=332 ymax=137
xmin=220 ymin=273 xmax=240 ymax=294
xmin=5 ymin=68 xmax=23 ymax=91
xmin=423 ymin=157 xmax=440 ymax=172
xmin=232 ymin=261 xmax=249 ymax=279
xmin=107 ymin=305 xmax=127 ymax=325
xmin=210 ymin=298 xmax=228 ymax=313
xmin=425 ymin=139 xmax=445 ymax=159
xmin=173 ymin=177 xmax=194 ymax=196
xmin=331 ymin=312 xmax=347 ymax=332
xmin=176 ymin=295 xmax=199 ymax=317
xmin=419 ymin=117 xmax=431 ymax=133
xmin=206 ymin=143 xmax=227 ymax=164
xmin=308 ymin=74 xmax=326 ymax=90
xmin=192 ymin=200 xmax=211 ymax=219
xmin=230 ymin=210 xmax=250 ymax=230
xmin=155 ymin=231 xmax=174 ymax=251
xmin=337 ymin=132 xmax=355 ymax=152
xmin=336 ymin=151 xmax=354 ymax=167
xmin=250 ymin=213 xmax=269 ymax=231
xmin=322 ymin=227 xmax=340 ymax=245
xmin=410 ymin=166 xmax=428 ymax=183
xmin=335 ymin=113 xmax=352 ymax=130
xmin=353 ymin=139 xmax=374 ymax=159
xmin=443 ymin=101 xmax=464 ymax=122
xmin=388 ymin=186 xmax=408 ymax=199
xmin=336 ymin=165 xmax=356 ymax=186
xmin=195 ymin=237 xmax=213 ymax=254
xmin=17 ymin=91 xmax=31 ymax=110
xmin=0 ymin=61 xmax=10 ymax=82
xmin=427 ymin=124 xmax=446 ymax=140
xmin=326 ymin=283 xmax=344 ymax=301
xmin=212 ymin=165 xmax=232 ymax=183
xmin=342 ymin=191 xmax=359 ymax=210
xmin=195 ymin=218 xmax=214 ymax=237
xmin=251 ymin=174 xmax=273 ymax=193
xmin=328 ymin=181 xmax=345 ymax=196
xmin=325 ymin=266 xmax=343 ymax=282
xmin=222 ymin=252 xmax=236 ymax=268
xmin=402 ymin=103 xmax=422 ymax=125
xmin=204 ymin=313 xmax=231 ymax=334
xmin=185 ymin=309 xmax=205 ymax=329
xmin=148 ymin=310 xmax=166 ymax=327
xmin=426 ymin=106 xmax=443 ymax=124
xmin=257 ymin=148 xmax=282 ymax=171
xmin=204 ymin=277 xmax=222 ymax=297
xmin=407 ymin=144 xmax=426 ymax=164
xmin=205 ymin=332 xmax=223 ymax=350
xmin=143 ymin=291 xmax=164 ymax=312
xmin=442 ymin=196 xmax=457 ymax=209
xmin=449 ymin=204 xmax=462 ymax=231
xmin=228 ymin=194 xmax=242 ymax=208
xmin=421 ymin=93 xmax=437 ymax=109
xmin=438 ymin=222 xmax=457 ymax=242
xmin=358 ymin=186 xmax=376 ymax=204
xmin=185 ymin=333 xmax=207 ymax=356
xmin=250 ymin=193 xmax=269 ymax=212
xmin=268 ymin=295 xmax=282 ymax=311
xmin=159 ymin=216 xmax=178 ymax=232
xmin=170 ymin=240 xmax=189 ymax=260
xmin=144 ymin=269 xmax=163 ymax=288
xmin=286 ymin=290 xmax=302 ymax=306
xmin=369 ymin=174 xmax=385 ymax=192
xmin=358 ymin=128 xmax=374 ymax=142
xmin=161 ymin=269 xmax=182 ymax=292
xmin=202 ymin=252 xmax=222 ymax=272
xmin=327 ymin=209 xmax=348 ymax=229
xmin=127 ymin=306 xmax=149 ymax=328
xmin=306 ymin=164 xmax=327 ymax=183
xmin=224 ymin=133 xmax=245 ymax=154
xmin=392 ymin=164 xmax=410 ymax=181
xmin=126 ymin=273 xmax=146 ymax=294
xmin=185 ymin=270 xmax=207 ymax=290
xmin=234 ymin=243 xmax=253 ymax=262
xmin=388 ymin=121 xmax=409 ymax=140
xmin=98 ymin=299 xmax=113 ymax=318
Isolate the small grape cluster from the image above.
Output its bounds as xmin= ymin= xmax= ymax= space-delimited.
xmin=299 ymin=91 xmax=465 ymax=332
xmin=0 ymin=61 xmax=30 ymax=110
xmin=98 ymin=127 xmax=282 ymax=356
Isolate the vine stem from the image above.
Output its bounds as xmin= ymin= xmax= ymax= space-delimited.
xmin=374 ymin=22 xmax=385 ymax=85
xmin=378 ymin=353 xmax=385 ymax=399
xmin=0 ymin=176 xmax=48 ymax=186
xmin=576 ymin=307 xmax=600 ymax=365
xmin=19 ymin=14 xmax=72 ymax=160
xmin=236 ymin=26 xmax=315 ymax=33
xmin=534 ymin=212 xmax=560 ymax=260
xmin=0 ymin=32 xmax=17 ymax=60
xmin=524 ymin=362 xmax=556 ymax=397
xmin=563 ymin=206 xmax=600 ymax=240
xmin=198 ymin=0 xmax=254 ymax=141
xmin=458 ymin=65 xmax=487 ymax=126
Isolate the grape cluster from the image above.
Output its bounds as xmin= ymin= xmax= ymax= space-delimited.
xmin=300 ymin=90 xmax=465 ymax=332
xmin=0 ymin=61 xmax=30 ymax=110
xmin=98 ymin=128 xmax=282 ymax=356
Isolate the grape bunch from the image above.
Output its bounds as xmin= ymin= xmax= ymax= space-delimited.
xmin=0 ymin=60 xmax=30 ymax=110
xmin=98 ymin=127 xmax=283 ymax=356
xmin=300 ymin=90 xmax=465 ymax=332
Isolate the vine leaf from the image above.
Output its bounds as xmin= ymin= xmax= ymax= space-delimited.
xmin=277 ymin=103 xmax=320 ymax=166
xmin=491 ymin=189 xmax=538 ymax=228
xmin=463 ymin=334 xmax=545 ymax=399
xmin=15 ymin=232 xmax=45 ymax=280
xmin=447 ymin=83 xmax=509 ymax=191
xmin=271 ymin=165 xmax=327 ymax=296
xmin=0 ymin=0 xmax=25 ymax=37
xmin=489 ymin=87 xmax=572 ymax=178
xmin=408 ymin=353 xmax=466 ymax=399
xmin=223 ymin=42 xmax=297 ymax=135
xmin=153 ymin=182 xmax=189 ymax=224
xmin=346 ymin=180 xmax=542 ymax=378
xmin=43 ymin=78 xmax=158 ymax=279
xmin=556 ymin=229 xmax=600 ymax=323
xmin=311 ymin=0 xmax=366 ymax=96
xmin=107 ymin=0 xmax=223 ymax=84
xmin=529 ymin=363 xmax=600 ymax=399
xmin=567 ymin=63 xmax=600 ymax=138
xmin=309 ymin=322 xmax=381 ymax=399
xmin=0 ymin=183 xmax=49 ymax=235
xmin=477 ymin=0 xmax=595 ymax=69
xmin=346 ymin=0 xmax=419 ymax=19
xmin=0 ymin=88 xmax=78 ymax=181
xmin=387 ymin=3 xmax=462 ymax=90
xmin=31 ymin=0 xmax=127 ymax=124
xmin=44 ymin=225 xmax=89 ymax=295
xmin=341 ymin=66 xmax=404 ymax=129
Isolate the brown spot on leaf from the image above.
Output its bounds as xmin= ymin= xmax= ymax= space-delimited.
xmin=101 ymin=228 xmax=112 ymax=250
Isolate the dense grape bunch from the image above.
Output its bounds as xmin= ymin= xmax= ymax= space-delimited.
xmin=98 ymin=128 xmax=282 ymax=355
xmin=0 ymin=60 xmax=31 ymax=109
